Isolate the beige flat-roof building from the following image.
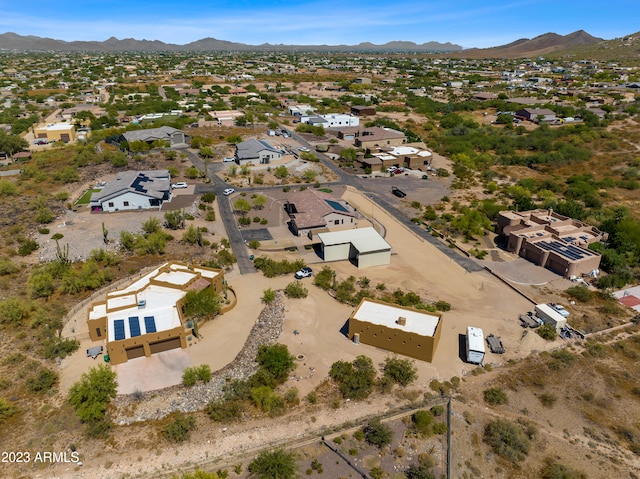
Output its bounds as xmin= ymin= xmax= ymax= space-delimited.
xmin=497 ymin=208 xmax=606 ymax=277
xmin=348 ymin=298 xmax=443 ymax=362
xmin=318 ymin=227 xmax=391 ymax=268
xmin=87 ymin=261 xmax=224 ymax=364
xmin=34 ymin=122 xmax=76 ymax=143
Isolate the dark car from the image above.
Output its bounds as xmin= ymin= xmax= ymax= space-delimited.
xmin=391 ymin=186 xmax=406 ymax=198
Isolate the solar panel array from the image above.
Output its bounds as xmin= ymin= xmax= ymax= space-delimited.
xmin=129 ymin=316 xmax=141 ymax=337
xmin=113 ymin=319 xmax=126 ymax=341
xmin=144 ymin=316 xmax=157 ymax=333
xmin=537 ymin=240 xmax=595 ymax=261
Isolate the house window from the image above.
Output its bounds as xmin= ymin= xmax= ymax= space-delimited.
xmin=334 ymin=220 xmax=340 ymax=225
xmin=108 ymin=202 xmax=114 ymax=208
xmin=96 ymin=327 xmax=101 ymax=338
xmin=123 ymin=201 xmax=129 ymax=207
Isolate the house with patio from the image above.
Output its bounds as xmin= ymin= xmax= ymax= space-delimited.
xmin=87 ymin=261 xmax=224 ymax=364
xmin=89 ymin=170 xmax=171 ymax=212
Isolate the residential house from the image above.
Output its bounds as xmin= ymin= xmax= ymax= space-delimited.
xmin=497 ymin=208 xmax=606 ymax=277
xmin=89 ymin=170 xmax=171 ymax=212
xmin=120 ymin=126 xmax=186 ymax=148
xmin=235 ymin=138 xmax=283 ymax=165
xmin=515 ymin=108 xmax=557 ymax=123
xmin=284 ymin=189 xmax=357 ymax=237
xmin=86 ymin=261 xmax=224 ymax=364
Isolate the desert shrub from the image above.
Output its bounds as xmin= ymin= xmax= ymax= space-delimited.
xmin=539 ymin=392 xmax=558 ymax=407
xmin=162 ymin=414 xmax=196 ymax=443
xmin=412 ymin=410 xmax=434 ymax=436
xmin=537 ymin=324 xmax=557 ymax=340
xmin=483 ymin=387 xmax=508 ymax=405
xmin=0 ymin=397 xmax=19 ymax=422
xmin=26 ymin=369 xmax=58 ymax=393
xmin=405 ymin=454 xmax=435 ymax=479
xmin=284 ymin=281 xmax=308 ymax=299
xmin=248 ymin=448 xmax=297 ymax=479
xmin=41 ymin=337 xmax=79 ymax=360
xmin=182 ymin=367 xmax=198 ymax=387
xmin=18 ymin=238 xmax=39 ymax=256
xmin=256 ymin=344 xmax=295 ymax=384
xmin=201 ymin=192 xmax=216 ymax=203
xmin=434 ymin=300 xmax=451 ymax=311
xmin=432 ymin=422 xmax=447 ymax=435
xmin=248 ymin=239 xmax=261 ymax=249
xmin=430 ymin=405 xmax=444 ymax=416
xmin=363 ymin=419 xmax=393 ymax=448
xmin=313 ymin=266 xmax=335 ymax=290
xmin=383 ymin=356 xmax=417 ymax=387
xmin=206 ymin=399 xmax=244 ymax=422
xmin=484 ymin=418 xmax=530 ymax=463
xmin=539 ymin=458 xmax=587 ymax=479
xmin=329 ymin=355 xmax=376 ymax=400
xmin=253 ymin=257 xmax=305 ymax=277
xmin=305 ymin=391 xmax=317 ymax=404
xmin=0 ymin=258 xmax=19 ymax=275
xmin=566 ymin=286 xmax=594 ymax=302
xmin=205 ymin=210 xmax=216 ymax=221
xmin=261 ymin=288 xmax=276 ymax=304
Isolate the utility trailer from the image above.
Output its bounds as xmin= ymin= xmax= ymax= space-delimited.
xmin=486 ymin=334 xmax=505 ymax=354
xmin=466 ymin=326 xmax=485 ymax=365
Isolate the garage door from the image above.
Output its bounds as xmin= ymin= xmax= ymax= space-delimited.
xmin=149 ymin=337 xmax=181 ymax=354
xmin=126 ymin=345 xmax=145 ymax=360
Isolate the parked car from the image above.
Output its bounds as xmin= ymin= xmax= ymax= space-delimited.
xmin=223 ymin=188 xmax=235 ymax=196
xmin=33 ymin=139 xmax=48 ymax=145
xmin=294 ymin=267 xmax=313 ymax=279
xmin=386 ymin=166 xmax=398 ymax=173
xmin=171 ymin=182 xmax=188 ymax=189
xmin=393 ymin=168 xmax=405 ymax=174
xmin=391 ymin=186 xmax=407 ymax=198
xmin=223 ymin=157 xmax=235 ymax=162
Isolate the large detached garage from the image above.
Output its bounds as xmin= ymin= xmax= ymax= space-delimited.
xmin=318 ymin=227 xmax=391 ymax=268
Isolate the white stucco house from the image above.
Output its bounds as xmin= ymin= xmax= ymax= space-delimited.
xmin=89 ymin=170 xmax=171 ymax=212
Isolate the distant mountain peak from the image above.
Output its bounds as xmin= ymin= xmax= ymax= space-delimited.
xmin=0 ymin=32 xmax=461 ymax=53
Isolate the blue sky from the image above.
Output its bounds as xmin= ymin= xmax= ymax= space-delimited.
xmin=0 ymin=0 xmax=638 ymax=49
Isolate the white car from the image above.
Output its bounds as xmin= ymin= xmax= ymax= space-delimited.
xmin=223 ymin=188 xmax=235 ymax=196
xmin=171 ymin=182 xmax=188 ymax=189
xmin=223 ymin=157 xmax=235 ymax=162
xmin=298 ymin=147 xmax=310 ymax=152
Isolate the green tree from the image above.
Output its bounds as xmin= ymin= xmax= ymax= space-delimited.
xmin=256 ymin=344 xmax=295 ymax=383
xmin=329 ymin=355 xmax=376 ymax=399
xmin=252 ymin=194 xmax=267 ymax=209
xmin=234 ymin=198 xmax=252 ymax=216
xmin=363 ymin=419 xmax=393 ymax=448
xmin=68 ymin=364 xmax=117 ymax=423
xmin=184 ymin=288 xmax=221 ymax=320
xmin=383 ymin=356 xmax=417 ymax=387
xmin=340 ymin=147 xmax=358 ymax=162
xmin=248 ymin=448 xmax=298 ymax=479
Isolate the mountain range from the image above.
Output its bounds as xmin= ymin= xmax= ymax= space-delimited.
xmin=0 ymin=32 xmax=462 ymax=53
xmin=0 ymin=30 xmax=608 ymax=56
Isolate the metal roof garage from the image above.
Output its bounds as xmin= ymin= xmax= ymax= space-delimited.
xmin=317 ymin=227 xmax=391 ymax=268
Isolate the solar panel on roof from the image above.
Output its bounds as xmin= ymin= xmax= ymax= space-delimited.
xmin=144 ymin=316 xmax=157 ymax=333
xmin=129 ymin=316 xmax=141 ymax=337
xmin=325 ymin=200 xmax=349 ymax=213
xmin=114 ymin=319 xmax=126 ymax=341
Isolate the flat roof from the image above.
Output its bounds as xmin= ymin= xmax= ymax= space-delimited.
xmin=467 ymin=326 xmax=485 ymax=351
xmin=352 ymin=299 xmax=440 ymax=337
xmin=90 ymin=261 xmax=221 ymax=342
xmin=318 ymin=227 xmax=391 ymax=252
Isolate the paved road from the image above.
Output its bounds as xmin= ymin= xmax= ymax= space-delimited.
xmin=183 ymin=132 xmax=482 ymax=276
xmin=181 ymin=148 xmax=257 ymax=275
